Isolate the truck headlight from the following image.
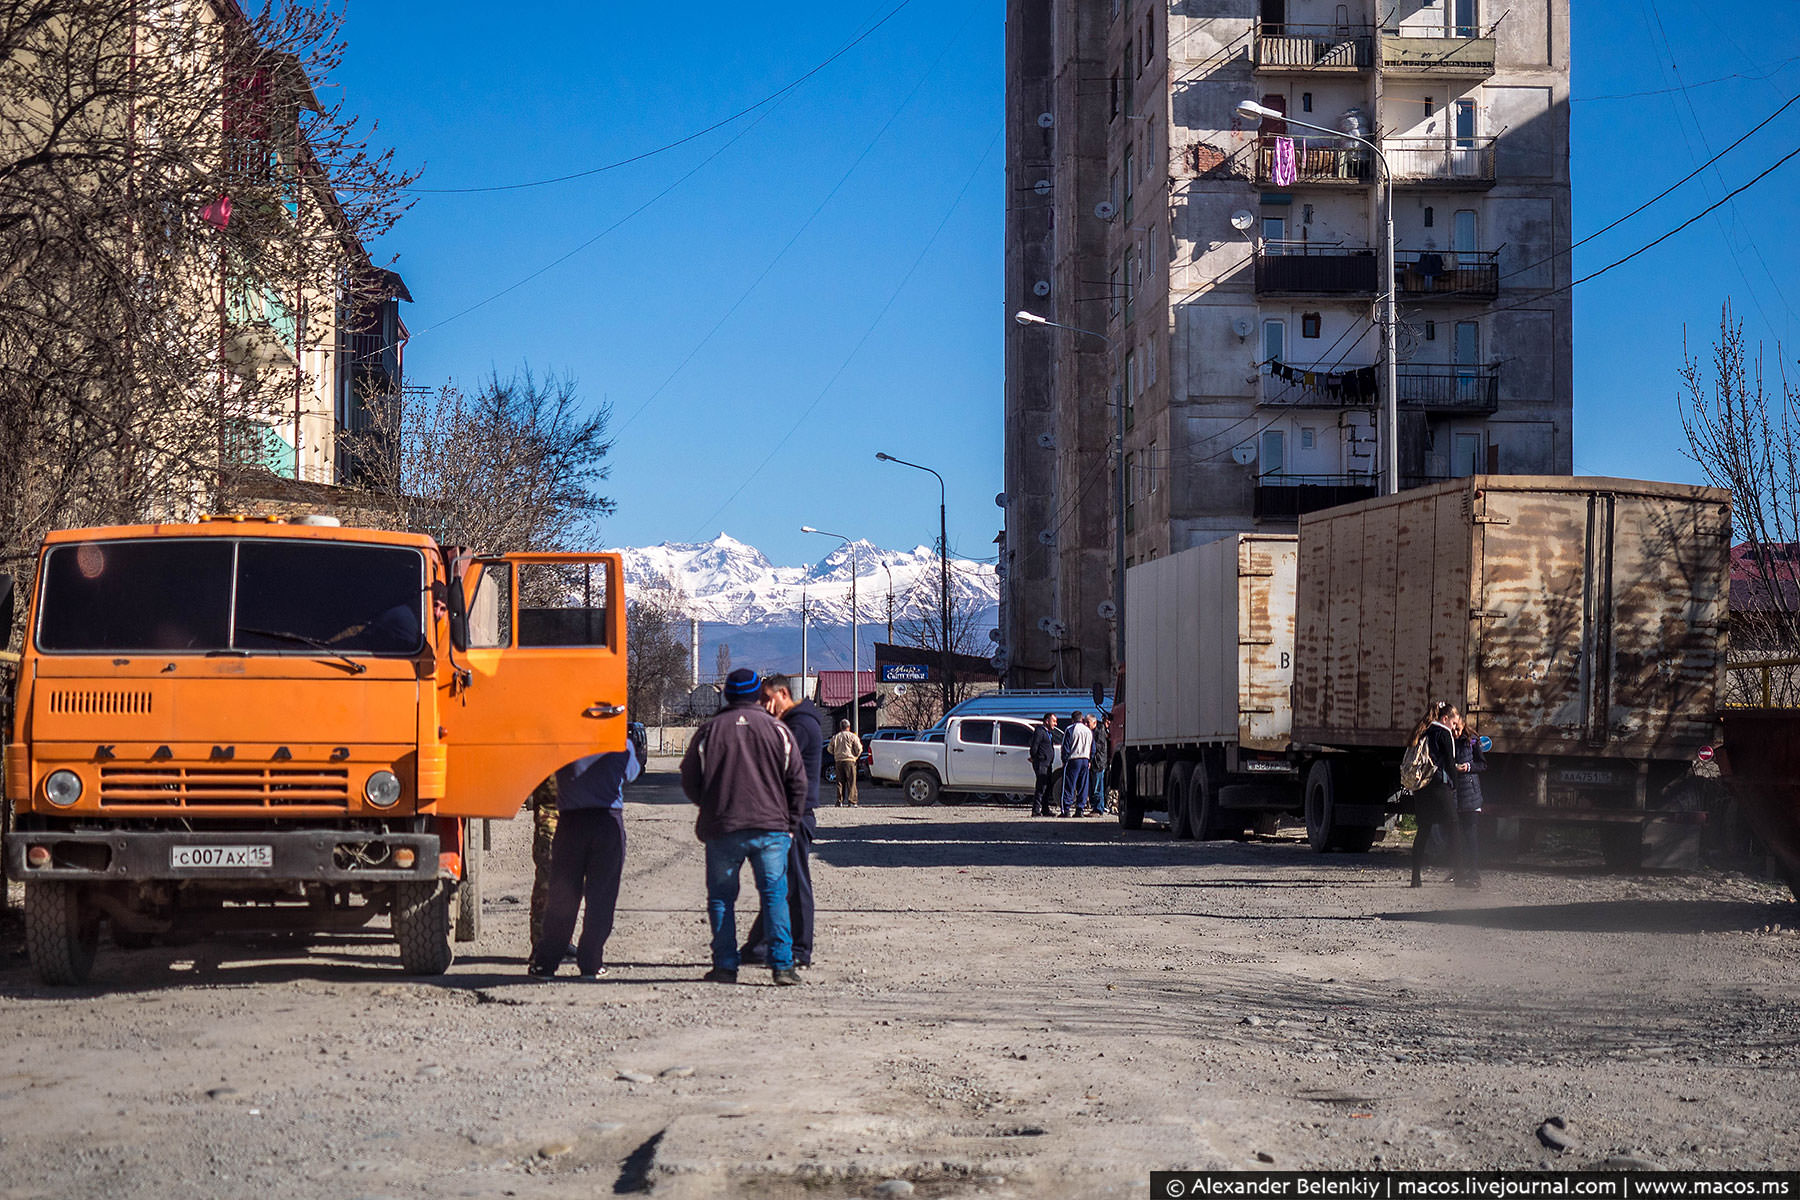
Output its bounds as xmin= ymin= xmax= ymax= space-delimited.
xmin=364 ymin=770 xmax=401 ymax=808
xmin=44 ymin=770 xmax=82 ymax=807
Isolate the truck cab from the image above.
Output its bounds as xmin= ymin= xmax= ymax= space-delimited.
xmin=3 ymin=518 xmax=626 ymax=984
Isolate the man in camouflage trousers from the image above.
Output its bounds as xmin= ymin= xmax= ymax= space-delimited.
xmin=529 ymin=776 xmax=559 ymax=948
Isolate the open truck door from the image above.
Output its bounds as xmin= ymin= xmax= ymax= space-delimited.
xmin=438 ymin=552 xmax=626 ymax=818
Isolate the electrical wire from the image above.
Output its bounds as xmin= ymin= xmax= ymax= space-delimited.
xmin=1572 ymin=55 xmax=1800 ymax=102
xmin=405 ymin=1 xmax=916 ymax=195
xmin=685 ymin=127 xmax=1001 ymax=539
xmin=613 ymin=6 xmax=977 ymax=438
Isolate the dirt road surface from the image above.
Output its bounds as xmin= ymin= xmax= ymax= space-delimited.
xmin=0 ymin=764 xmax=1795 ymax=1198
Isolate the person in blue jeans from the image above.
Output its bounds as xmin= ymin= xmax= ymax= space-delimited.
xmin=1059 ymin=712 xmax=1094 ymax=818
xmin=680 ymin=668 xmax=810 ymax=986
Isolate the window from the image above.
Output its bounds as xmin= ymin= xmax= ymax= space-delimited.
xmin=1454 ymin=99 xmax=1476 ymax=148
xmin=1143 ymin=13 xmax=1154 ymax=67
xmin=1454 ymin=320 xmax=1480 ymax=366
xmin=1262 ymin=215 xmax=1285 ymax=251
xmin=1424 ymin=205 xmax=1434 ymax=228
xmin=1125 ymin=348 xmax=1138 ymax=399
xmin=1453 ymin=209 xmax=1479 ymax=254
xmin=1124 ymin=453 xmax=1136 ymax=533
xmin=468 ymin=561 xmax=512 ymax=648
xmin=1452 ymin=432 xmax=1483 ymax=478
xmin=1425 ymin=319 xmax=1437 ymax=341
xmin=1302 ymin=92 xmax=1313 ymax=113
xmin=958 ymin=719 xmax=997 ymax=746
xmin=1262 ymin=318 xmax=1285 ymax=366
xmin=998 ymin=722 xmax=1035 ymax=748
xmin=1124 ymin=250 xmax=1137 ymax=324
xmin=1260 ymin=429 xmax=1286 ymax=477
xmin=1453 ymin=0 xmax=1479 ymax=38
xmin=1146 ymin=330 xmax=1157 ymax=385
xmin=1109 ymin=265 xmax=1121 ymax=319
xmin=1123 ymin=47 xmax=1134 ymax=116
xmin=1123 ymin=151 xmax=1135 ymax=222
xmin=1424 ymin=96 xmax=1434 ymax=122
xmin=1110 ymin=71 xmax=1120 ymax=121
xmin=1300 ymin=427 xmax=1316 ymax=450
xmin=517 ymin=560 xmax=610 ymax=647
xmin=1109 ymin=169 xmax=1120 ymax=212
xmin=1148 ymin=440 xmax=1159 ymax=493
xmin=1301 ymin=312 xmax=1321 ymax=338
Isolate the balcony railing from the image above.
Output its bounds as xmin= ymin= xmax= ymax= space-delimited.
xmin=1255 ymin=244 xmax=1379 ymax=295
xmin=1396 ymin=364 xmax=1500 ymax=413
xmin=1255 ymin=136 xmax=1372 ymax=186
xmin=1384 ymin=137 xmax=1497 ymax=185
xmin=1254 ymin=475 xmax=1380 ymax=520
xmin=1254 ymin=22 xmax=1373 ymax=72
xmin=1394 ymin=249 xmax=1500 ymax=300
xmin=1381 ymin=29 xmax=1497 ymax=76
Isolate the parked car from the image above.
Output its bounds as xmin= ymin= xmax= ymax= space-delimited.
xmin=627 ymin=721 xmax=648 ymax=769
xmin=870 ymin=715 xmax=1060 ymax=805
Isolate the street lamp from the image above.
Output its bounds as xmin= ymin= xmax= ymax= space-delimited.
xmin=875 ymin=452 xmax=951 ymax=720
xmin=1236 ymin=99 xmax=1399 ymax=495
xmin=1013 ymin=310 xmax=1125 ymax=674
xmin=802 ymin=525 xmax=861 ymax=733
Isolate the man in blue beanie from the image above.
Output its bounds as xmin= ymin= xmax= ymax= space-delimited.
xmin=680 ymin=667 xmax=809 ymax=985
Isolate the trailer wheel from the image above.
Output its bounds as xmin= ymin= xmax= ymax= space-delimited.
xmin=1305 ymin=760 xmax=1339 ymax=853
xmin=1116 ymin=756 xmax=1145 ymax=831
xmin=26 ymin=881 xmax=100 ymax=986
xmin=393 ymin=881 xmax=454 ymax=975
xmin=455 ymin=820 xmax=484 ymax=944
xmin=1188 ymin=760 xmax=1220 ymax=840
xmin=1168 ymin=761 xmax=1195 ymax=839
xmin=901 ymin=767 xmax=941 ymax=807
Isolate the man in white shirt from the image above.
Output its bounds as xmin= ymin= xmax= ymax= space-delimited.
xmin=1059 ymin=713 xmax=1094 ymax=818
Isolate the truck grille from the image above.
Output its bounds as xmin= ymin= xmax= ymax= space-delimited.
xmin=48 ymin=688 xmax=153 ymax=716
xmin=98 ymin=766 xmax=352 ymax=809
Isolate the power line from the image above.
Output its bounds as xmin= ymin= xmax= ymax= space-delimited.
xmin=686 ymin=127 xmax=1001 ymax=538
xmin=1573 ymin=55 xmax=1800 ymax=102
xmin=613 ymin=6 xmax=977 ymax=438
xmin=406 ymin=1 xmax=916 ymax=195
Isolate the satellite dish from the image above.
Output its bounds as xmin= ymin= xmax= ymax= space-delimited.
xmin=1037 ymin=529 xmax=1057 ymax=546
xmin=1230 ymin=210 xmax=1256 ymax=232
xmin=1034 ymin=179 xmax=1052 ymax=196
xmin=1097 ymin=600 xmax=1117 ymax=619
xmin=1045 ymin=620 xmax=1067 ymax=639
xmin=1231 ymin=444 xmax=1257 ymax=466
xmin=994 ymin=492 xmax=1007 ymax=508
xmin=1037 ymin=432 xmax=1056 ymax=449
xmin=894 ymin=683 xmax=909 ymax=696
xmin=988 ymin=628 xmax=1002 ymax=642
xmin=1232 ymin=316 xmax=1253 ymax=338
xmin=1033 ymin=280 xmax=1051 ymax=297
xmin=1037 ymin=616 xmax=1054 ymax=632
xmin=1093 ymin=200 xmax=1117 ymax=221
xmin=1037 ymin=112 xmax=1055 ymax=128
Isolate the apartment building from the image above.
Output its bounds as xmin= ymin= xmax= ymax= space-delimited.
xmin=1001 ymin=0 xmax=1572 ymax=689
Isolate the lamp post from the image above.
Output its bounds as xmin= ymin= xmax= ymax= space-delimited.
xmin=802 ymin=526 xmax=860 ymax=733
xmin=1236 ymin=98 xmax=1399 ymax=496
xmin=1012 ymin=310 xmax=1124 ymax=673
xmin=875 ymin=452 xmax=951 ymax=721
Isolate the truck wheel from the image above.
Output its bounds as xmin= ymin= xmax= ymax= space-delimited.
xmin=1168 ymin=762 xmax=1195 ymax=839
xmin=454 ymin=820 xmax=484 ymax=944
xmin=1334 ymin=827 xmax=1379 ymax=853
xmin=1117 ymin=758 xmax=1145 ymax=831
xmin=901 ymin=767 xmax=941 ymax=807
xmin=393 ymin=881 xmax=454 ymax=975
xmin=1304 ymin=760 xmax=1338 ymax=853
xmin=26 ymin=881 xmax=100 ymax=986
xmin=1598 ymin=824 xmax=1644 ymax=872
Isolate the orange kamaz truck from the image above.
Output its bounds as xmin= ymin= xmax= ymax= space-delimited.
xmin=2 ymin=516 xmax=626 ymax=984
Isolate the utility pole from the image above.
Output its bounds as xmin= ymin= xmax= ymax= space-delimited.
xmin=800 ymin=576 xmax=810 ymax=686
xmin=882 ymin=559 xmax=895 ymax=642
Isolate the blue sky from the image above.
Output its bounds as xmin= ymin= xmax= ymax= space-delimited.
xmin=338 ymin=1 xmax=1800 ymax=565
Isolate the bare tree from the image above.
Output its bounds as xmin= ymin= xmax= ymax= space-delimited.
xmin=890 ymin=577 xmax=997 ymax=726
xmin=348 ymin=370 xmax=613 ymax=552
xmin=627 ymin=582 xmax=692 ymax=726
xmin=1680 ymin=303 xmax=1800 ymax=690
xmin=0 ymin=1 xmax=417 ymax=573
xmin=715 ymin=643 xmax=731 ymax=684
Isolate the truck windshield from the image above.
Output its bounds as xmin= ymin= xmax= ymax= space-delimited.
xmin=37 ymin=538 xmax=426 ymax=656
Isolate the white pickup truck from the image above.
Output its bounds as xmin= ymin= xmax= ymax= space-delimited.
xmin=869 ymin=715 xmax=1062 ymax=805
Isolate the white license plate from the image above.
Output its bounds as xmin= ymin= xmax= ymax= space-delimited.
xmin=171 ymin=845 xmax=272 ymax=869
xmin=1557 ymin=769 xmax=1616 ymax=787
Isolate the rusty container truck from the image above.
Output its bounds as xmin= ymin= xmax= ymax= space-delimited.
xmin=1290 ymin=476 xmax=1730 ymax=864
xmin=1116 ymin=534 xmax=1300 ymax=837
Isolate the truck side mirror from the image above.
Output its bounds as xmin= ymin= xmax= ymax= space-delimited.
xmin=1091 ymin=680 xmax=1105 ymax=709
xmin=0 ymin=573 xmax=13 ymax=640
xmin=447 ymin=578 xmax=469 ymax=652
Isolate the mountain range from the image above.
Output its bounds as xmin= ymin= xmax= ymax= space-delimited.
xmin=617 ymin=534 xmax=1000 ymax=676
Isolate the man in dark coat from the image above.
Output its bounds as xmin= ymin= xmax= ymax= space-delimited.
xmin=681 ymin=668 xmax=809 ymax=985
xmin=1028 ymin=713 xmax=1059 ymax=817
xmin=743 ymin=674 xmax=824 ymax=967
xmin=525 ymin=742 xmax=641 ymax=980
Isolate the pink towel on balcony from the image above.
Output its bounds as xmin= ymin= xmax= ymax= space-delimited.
xmin=1272 ymin=136 xmax=1298 ymax=188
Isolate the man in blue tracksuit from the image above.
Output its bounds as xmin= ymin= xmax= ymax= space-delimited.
xmin=526 ymin=740 xmax=642 ymax=980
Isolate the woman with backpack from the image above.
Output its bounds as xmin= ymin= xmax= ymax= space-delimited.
xmin=1407 ymin=702 xmax=1467 ymax=889
xmin=1450 ymin=713 xmax=1487 ymax=889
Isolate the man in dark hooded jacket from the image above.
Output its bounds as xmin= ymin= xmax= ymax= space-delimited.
xmin=681 ymin=668 xmax=809 ymax=985
xmin=742 ymin=673 xmax=824 ymax=967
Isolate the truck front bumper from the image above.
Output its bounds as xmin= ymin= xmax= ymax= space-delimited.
xmin=4 ymin=829 xmax=441 ymax=884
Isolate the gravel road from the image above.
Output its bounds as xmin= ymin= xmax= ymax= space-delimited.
xmin=0 ymin=763 xmax=1794 ymax=1198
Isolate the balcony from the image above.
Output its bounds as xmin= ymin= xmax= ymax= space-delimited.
xmin=1397 ymin=364 xmax=1500 ymax=414
xmin=1395 ymin=249 xmax=1499 ymax=301
xmin=1384 ymin=137 xmax=1497 ymax=187
xmin=1255 ymin=475 xmax=1380 ymax=520
xmin=1380 ymin=29 xmax=1497 ymax=78
xmin=1255 ymin=135 xmax=1372 ymax=187
xmin=1254 ymin=23 xmax=1373 ymax=73
xmin=1255 ymin=244 xmax=1379 ymax=296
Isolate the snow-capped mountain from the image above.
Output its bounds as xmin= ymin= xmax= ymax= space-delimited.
xmin=619 ymin=534 xmax=998 ymax=627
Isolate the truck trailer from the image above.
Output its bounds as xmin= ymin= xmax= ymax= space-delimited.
xmin=1115 ymin=477 xmax=1730 ymax=865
